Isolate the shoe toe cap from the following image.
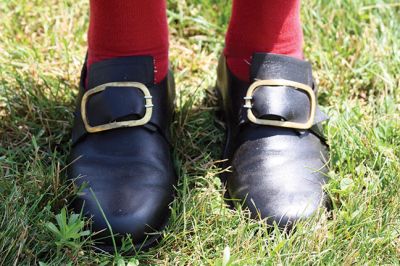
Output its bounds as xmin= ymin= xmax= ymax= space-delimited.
xmin=229 ymin=136 xmax=330 ymax=228
xmin=75 ymin=185 xmax=173 ymax=246
xmin=68 ymin=153 xmax=175 ymax=247
xmin=230 ymin=169 xmax=329 ymax=228
xmin=243 ymin=187 xmax=328 ymax=228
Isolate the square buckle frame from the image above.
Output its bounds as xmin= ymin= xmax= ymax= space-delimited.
xmin=81 ymin=82 xmax=153 ymax=133
xmin=243 ymin=79 xmax=316 ymax=130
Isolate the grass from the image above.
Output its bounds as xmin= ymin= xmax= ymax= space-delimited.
xmin=0 ymin=0 xmax=399 ymax=264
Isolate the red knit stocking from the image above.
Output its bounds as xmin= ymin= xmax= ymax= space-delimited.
xmin=224 ymin=0 xmax=304 ymax=81
xmin=87 ymin=0 xmax=169 ymax=84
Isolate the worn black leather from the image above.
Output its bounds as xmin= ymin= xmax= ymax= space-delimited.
xmin=216 ymin=53 xmax=330 ymax=228
xmin=68 ymin=56 xmax=176 ymax=250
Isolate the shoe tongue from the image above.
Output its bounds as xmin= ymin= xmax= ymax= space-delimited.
xmin=87 ymin=56 xmax=155 ymax=90
xmin=250 ymin=53 xmax=313 ymax=86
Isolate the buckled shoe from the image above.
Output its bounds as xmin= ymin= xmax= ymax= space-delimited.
xmin=68 ymin=56 xmax=177 ymax=250
xmin=216 ymin=53 xmax=331 ymax=228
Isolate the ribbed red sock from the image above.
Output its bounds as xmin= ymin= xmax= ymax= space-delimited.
xmin=224 ymin=0 xmax=304 ymax=81
xmin=87 ymin=0 xmax=169 ymax=84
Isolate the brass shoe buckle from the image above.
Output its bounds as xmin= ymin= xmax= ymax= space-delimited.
xmin=81 ymin=82 xmax=153 ymax=133
xmin=243 ymin=79 xmax=316 ymax=130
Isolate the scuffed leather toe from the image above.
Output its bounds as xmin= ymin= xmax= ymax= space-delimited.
xmin=230 ymin=134 xmax=329 ymax=227
xmin=70 ymin=154 xmax=174 ymax=245
xmin=75 ymin=184 xmax=172 ymax=245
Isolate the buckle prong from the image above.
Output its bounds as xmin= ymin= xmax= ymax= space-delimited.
xmin=81 ymin=82 xmax=153 ymax=133
xmin=243 ymin=79 xmax=316 ymax=130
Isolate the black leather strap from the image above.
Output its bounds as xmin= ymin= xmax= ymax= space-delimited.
xmin=233 ymin=53 xmax=328 ymax=138
xmin=251 ymin=53 xmax=313 ymax=85
xmin=85 ymin=86 xmax=146 ymax=127
xmin=247 ymin=84 xmax=328 ymax=124
xmin=251 ymin=85 xmax=311 ymax=123
xmin=71 ymin=56 xmax=172 ymax=146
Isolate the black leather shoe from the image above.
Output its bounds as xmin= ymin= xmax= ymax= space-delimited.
xmin=67 ymin=56 xmax=177 ymax=251
xmin=216 ymin=53 xmax=330 ymax=228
